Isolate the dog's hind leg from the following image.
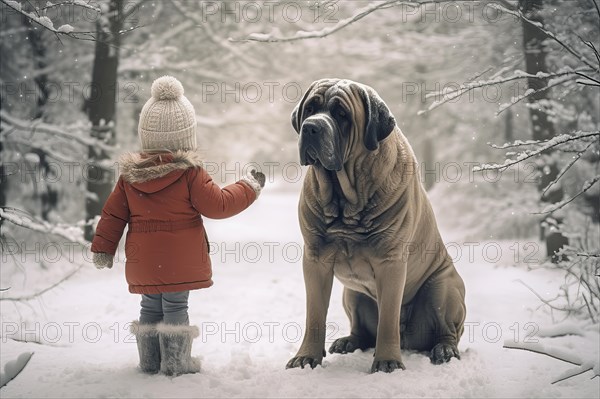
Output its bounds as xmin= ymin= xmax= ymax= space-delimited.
xmin=329 ymin=287 xmax=378 ymax=354
xmin=401 ymin=266 xmax=466 ymax=364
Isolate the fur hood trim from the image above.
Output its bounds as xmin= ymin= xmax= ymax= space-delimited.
xmin=119 ymin=150 xmax=203 ymax=183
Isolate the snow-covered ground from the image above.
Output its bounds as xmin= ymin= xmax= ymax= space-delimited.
xmin=1 ymin=191 xmax=598 ymax=398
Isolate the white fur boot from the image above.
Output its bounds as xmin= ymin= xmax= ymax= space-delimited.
xmin=156 ymin=323 xmax=201 ymax=376
xmin=131 ymin=321 xmax=161 ymax=374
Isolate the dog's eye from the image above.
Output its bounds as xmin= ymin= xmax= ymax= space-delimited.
xmin=333 ymin=105 xmax=347 ymax=119
xmin=304 ymin=103 xmax=315 ymax=116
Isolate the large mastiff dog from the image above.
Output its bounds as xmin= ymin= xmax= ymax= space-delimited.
xmin=286 ymin=79 xmax=466 ymax=373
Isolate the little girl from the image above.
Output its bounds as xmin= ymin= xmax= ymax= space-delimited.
xmin=91 ymin=76 xmax=264 ymax=376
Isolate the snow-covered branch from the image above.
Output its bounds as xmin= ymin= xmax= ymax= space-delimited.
xmin=517 ymin=239 xmax=600 ymax=322
xmin=1 ymin=0 xmax=144 ymax=42
xmin=473 ymin=131 xmax=600 ymax=172
xmin=38 ymin=0 xmax=100 ymax=12
xmin=575 ymin=72 xmax=600 ymax=87
xmin=574 ymin=252 xmax=600 ymax=258
xmin=533 ymin=175 xmax=600 ymax=214
xmin=1 ymin=0 xmax=99 ymax=41
xmin=503 ymin=341 xmax=582 ymax=366
xmin=0 ymin=207 xmax=92 ymax=303
xmin=476 ymin=128 xmax=599 ymax=217
xmin=231 ymin=0 xmax=448 ymax=43
xmin=489 ymin=2 xmax=597 ymax=70
xmin=496 ymin=74 xmax=577 ymax=116
xmin=0 ymin=207 xmax=91 ymax=302
xmin=502 ymin=341 xmax=598 ymax=384
xmin=0 ymin=263 xmax=85 ymax=302
xmin=551 ymin=364 xmax=597 ymax=384
xmin=2 ymin=136 xmax=80 ymax=163
xmin=416 ymin=1 xmax=599 ymax=115
xmin=503 ymin=341 xmax=599 ymax=384
xmin=514 ymin=279 xmax=583 ymax=317
xmin=593 ymin=0 xmax=600 ymax=20
xmin=0 ymin=207 xmax=89 ymax=246
xmin=541 ymin=141 xmax=595 ymax=197
xmin=418 ymin=68 xmax=592 ymax=115
xmin=1 ymin=110 xmax=115 ymax=153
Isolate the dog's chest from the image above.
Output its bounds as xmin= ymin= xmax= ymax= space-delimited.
xmin=330 ymin=244 xmax=377 ymax=298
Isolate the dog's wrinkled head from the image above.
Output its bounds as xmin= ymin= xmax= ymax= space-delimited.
xmin=291 ymin=78 xmax=396 ymax=171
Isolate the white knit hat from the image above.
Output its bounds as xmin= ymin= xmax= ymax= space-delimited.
xmin=138 ymin=76 xmax=197 ymax=152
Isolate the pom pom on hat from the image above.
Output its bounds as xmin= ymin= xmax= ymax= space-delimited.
xmin=151 ymin=75 xmax=184 ymax=100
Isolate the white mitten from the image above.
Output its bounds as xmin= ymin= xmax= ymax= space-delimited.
xmin=93 ymin=252 xmax=114 ymax=269
xmin=241 ymin=169 xmax=265 ymax=197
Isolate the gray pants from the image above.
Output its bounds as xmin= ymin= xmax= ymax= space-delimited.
xmin=140 ymin=291 xmax=189 ymax=325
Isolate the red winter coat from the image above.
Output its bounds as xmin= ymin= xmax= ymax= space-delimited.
xmin=91 ymin=151 xmax=257 ymax=294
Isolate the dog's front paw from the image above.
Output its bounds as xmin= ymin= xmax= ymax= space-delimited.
xmin=329 ymin=336 xmax=358 ymax=354
xmin=286 ymin=355 xmax=323 ymax=370
xmin=430 ymin=343 xmax=460 ymax=365
xmin=329 ymin=335 xmax=373 ymax=354
xmin=370 ymin=359 xmax=406 ymax=373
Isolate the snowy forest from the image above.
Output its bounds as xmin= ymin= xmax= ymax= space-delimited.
xmin=0 ymin=0 xmax=599 ymax=397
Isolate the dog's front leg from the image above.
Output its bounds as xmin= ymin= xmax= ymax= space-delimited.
xmin=371 ymin=260 xmax=407 ymax=373
xmin=286 ymin=250 xmax=334 ymax=369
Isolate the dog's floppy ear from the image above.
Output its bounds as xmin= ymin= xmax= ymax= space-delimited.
xmin=291 ymin=81 xmax=320 ymax=134
xmin=357 ymin=84 xmax=396 ymax=151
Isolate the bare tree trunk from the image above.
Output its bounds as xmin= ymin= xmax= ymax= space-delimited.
xmin=520 ymin=0 xmax=556 ymax=142
xmin=519 ymin=0 xmax=567 ymax=261
xmin=25 ymin=19 xmax=49 ymax=120
xmin=84 ymin=0 xmax=124 ymax=241
xmin=25 ymin=18 xmax=58 ymax=221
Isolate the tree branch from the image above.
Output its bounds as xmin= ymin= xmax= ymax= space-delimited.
xmin=0 ymin=110 xmax=115 ymax=153
xmin=592 ymin=0 xmax=600 ymax=21
xmin=1 ymin=0 xmax=99 ymax=41
xmin=541 ymin=141 xmax=595 ymax=197
xmin=575 ymin=253 xmax=600 ymax=258
xmin=496 ymin=74 xmax=579 ymax=116
xmin=0 ymin=207 xmax=89 ymax=246
xmin=490 ymin=3 xmax=597 ymax=70
xmin=503 ymin=342 xmax=582 ymax=366
xmin=575 ymin=72 xmax=600 ymax=85
xmin=504 ymin=342 xmax=598 ymax=385
xmin=419 ymin=68 xmax=593 ymax=115
xmin=0 ymin=263 xmax=85 ymax=301
xmin=576 ymin=34 xmax=600 ymax=66
xmin=1 ymin=136 xmax=80 ymax=164
xmin=37 ymin=0 xmax=100 ymax=12
xmin=514 ymin=279 xmax=578 ymax=314
xmin=231 ymin=0 xmax=442 ymax=43
xmin=533 ymin=175 xmax=600 ymax=214
xmin=473 ymin=132 xmax=600 ymax=172
xmin=552 ymin=365 xmax=595 ymax=384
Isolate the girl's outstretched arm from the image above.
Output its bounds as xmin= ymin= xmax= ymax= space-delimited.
xmin=188 ymin=167 xmax=261 ymax=219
